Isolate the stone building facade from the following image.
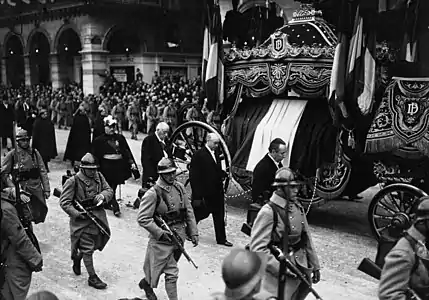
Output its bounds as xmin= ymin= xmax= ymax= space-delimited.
xmin=0 ymin=0 xmax=204 ymax=94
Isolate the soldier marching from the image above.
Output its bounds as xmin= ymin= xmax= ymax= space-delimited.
xmin=58 ymin=153 xmax=113 ymax=289
xmin=1 ymin=128 xmax=49 ymax=224
xmin=137 ymin=157 xmax=199 ymax=300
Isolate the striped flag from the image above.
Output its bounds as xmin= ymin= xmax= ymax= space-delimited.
xmin=345 ymin=5 xmax=376 ymax=116
xmin=202 ymin=16 xmax=210 ymax=88
xmin=328 ymin=0 xmax=354 ymax=124
xmin=204 ymin=0 xmax=224 ymax=111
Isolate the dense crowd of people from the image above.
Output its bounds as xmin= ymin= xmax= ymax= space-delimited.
xmin=0 ymin=72 xmax=213 ymax=148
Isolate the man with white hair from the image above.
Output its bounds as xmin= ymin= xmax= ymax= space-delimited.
xmin=141 ymin=122 xmax=171 ymax=186
xmin=189 ymin=133 xmax=233 ymax=247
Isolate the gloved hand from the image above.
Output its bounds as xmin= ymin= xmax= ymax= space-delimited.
xmin=44 ymin=191 xmax=50 ymax=199
xmin=285 ymin=268 xmax=297 ymax=278
xmin=190 ymin=235 xmax=199 ymax=247
xmin=33 ymin=260 xmax=43 ymax=272
xmin=93 ymin=194 xmax=104 ymax=206
xmin=159 ymin=231 xmax=173 ymax=243
xmin=312 ymin=270 xmax=321 ymax=284
xmin=75 ymin=212 xmax=88 ymax=221
xmin=20 ymin=193 xmax=31 ymax=204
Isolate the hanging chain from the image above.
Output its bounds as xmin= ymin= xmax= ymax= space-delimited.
xmin=305 ymin=171 xmax=319 ymax=215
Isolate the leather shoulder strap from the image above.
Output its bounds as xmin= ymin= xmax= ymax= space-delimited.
xmin=268 ymin=201 xmax=280 ymax=240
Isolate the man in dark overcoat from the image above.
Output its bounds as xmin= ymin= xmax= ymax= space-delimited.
xmin=0 ymin=94 xmax=15 ymax=151
xmin=32 ymin=109 xmax=57 ymax=172
xmin=59 ymin=153 xmax=113 ymax=289
xmin=92 ymin=115 xmax=138 ymax=217
xmin=141 ymin=122 xmax=171 ymax=186
xmin=189 ymin=133 xmax=233 ymax=247
xmin=252 ymin=138 xmax=287 ymax=204
xmin=64 ymin=103 xmax=91 ymax=167
xmin=1 ymin=187 xmax=43 ymax=300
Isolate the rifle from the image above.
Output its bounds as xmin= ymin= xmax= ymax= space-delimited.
xmin=154 ymin=214 xmax=198 ymax=269
xmin=10 ymin=123 xmax=41 ymax=253
xmin=358 ymin=258 xmax=422 ymax=300
xmin=241 ymin=223 xmax=323 ymax=300
xmin=53 ymin=188 xmax=111 ymax=238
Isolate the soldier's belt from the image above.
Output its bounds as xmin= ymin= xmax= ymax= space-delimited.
xmin=289 ymin=239 xmax=305 ymax=252
xmin=103 ymin=154 xmax=122 ymax=160
xmin=18 ymin=168 xmax=40 ymax=180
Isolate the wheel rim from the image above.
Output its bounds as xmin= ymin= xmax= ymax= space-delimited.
xmin=369 ymin=184 xmax=426 ymax=241
xmin=167 ymin=121 xmax=232 ymax=192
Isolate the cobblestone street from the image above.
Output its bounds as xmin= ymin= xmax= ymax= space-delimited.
xmin=24 ymin=129 xmax=380 ymax=300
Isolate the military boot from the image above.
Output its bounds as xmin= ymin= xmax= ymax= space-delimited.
xmin=138 ymin=278 xmax=157 ymax=300
xmin=72 ymin=253 xmax=83 ymax=276
xmin=88 ymin=274 xmax=107 ymax=289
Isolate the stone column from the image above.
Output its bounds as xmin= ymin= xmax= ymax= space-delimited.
xmin=24 ymin=55 xmax=31 ymax=87
xmin=1 ymin=58 xmax=7 ymax=86
xmin=73 ymin=56 xmax=82 ymax=84
xmin=50 ymin=53 xmax=61 ymax=90
xmin=80 ymin=20 xmax=108 ymax=95
xmin=80 ymin=48 xmax=108 ymax=95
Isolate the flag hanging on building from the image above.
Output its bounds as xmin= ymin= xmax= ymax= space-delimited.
xmin=344 ymin=4 xmax=376 ymax=117
xmin=204 ymin=0 xmax=224 ymax=111
xmin=202 ymin=11 xmax=211 ymax=88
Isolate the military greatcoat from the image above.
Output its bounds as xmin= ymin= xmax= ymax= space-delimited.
xmin=379 ymin=225 xmax=429 ymax=300
xmin=1 ymin=189 xmax=43 ymax=300
xmin=1 ymin=147 xmax=50 ymax=224
xmin=137 ymin=177 xmax=198 ymax=288
xmin=59 ymin=171 xmax=113 ymax=259
xmin=250 ymin=193 xmax=320 ymax=300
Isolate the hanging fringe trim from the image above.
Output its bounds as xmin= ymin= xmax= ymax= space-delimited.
xmin=364 ymin=136 xmax=405 ymax=154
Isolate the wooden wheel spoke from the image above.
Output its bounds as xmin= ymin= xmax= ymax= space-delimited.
xmin=376 ymin=200 xmax=399 ymax=215
xmin=385 ymin=192 xmax=401 ymax=211
xmin=374 ymin=214 xmax=394 ymax=220
xmin=180 ymin=132 xmax=195 ymax=155
xmin=376 ymin=224 xmax=392 ymax=233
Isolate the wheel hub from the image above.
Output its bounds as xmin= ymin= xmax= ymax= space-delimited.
xmin=390 ymin=212 xmax=411 ymax=231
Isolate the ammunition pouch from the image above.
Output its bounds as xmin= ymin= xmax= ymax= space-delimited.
xmin=18 ymin=168 xmax=40 ymax=181
xmin=163 ymin=208 xmax=187 ymax=226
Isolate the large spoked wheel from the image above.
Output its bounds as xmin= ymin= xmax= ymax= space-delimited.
xmin=167 ymin=121 xmax=232 ymax=192
xmin=368 ymin=183 xmax=427 ymax=242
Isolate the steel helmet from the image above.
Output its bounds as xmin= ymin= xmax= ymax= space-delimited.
xmin=157 ymin=158 xmax=177 ymax=174
xmin=16 ymin=128 xmax=30 ymax=141
xmin=415 ymin=196 xmax=429 ymax=221
xmin=272 ymin=167 xmax=305 ymax=187
xmin=222 ymin=249 xmax=266 ymax=300
xmin=79 ymin=153 xmax=99 ymax=169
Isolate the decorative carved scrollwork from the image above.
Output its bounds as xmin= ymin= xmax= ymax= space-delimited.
xmin=226 ymin=62 xmax=331 ymax=98
xmin=315 ymin=160 xmax=351 ymax=199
